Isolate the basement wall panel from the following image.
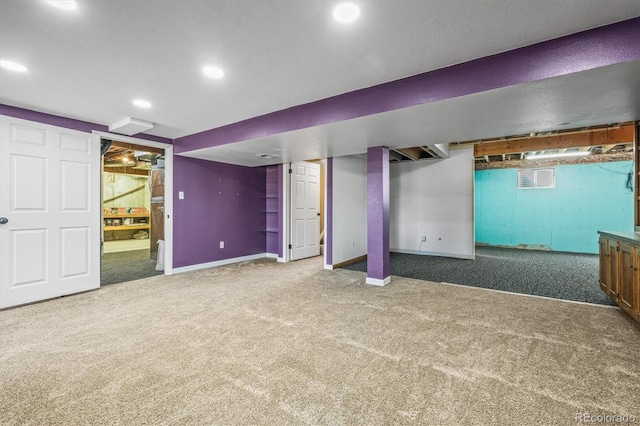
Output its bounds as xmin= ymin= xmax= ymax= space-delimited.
xmin=390 ymin=148 xmax=474 ymax=259
xmin=332 ymin=155 xmax=367 ymax=264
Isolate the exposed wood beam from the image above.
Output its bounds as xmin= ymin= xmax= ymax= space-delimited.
xmin=392 ymin=149 xmax=414 ymax=161
xmin=474 ymin=124 xmax=634 ymax=157
xmin=110 ymin=141 xmax=164 ymax=155
xmin=102 ymin=167 xmax=149 ymax=176
xmin=475 ymin=152 xmax=633 ymax=170
xmin=102 ymin=184 xmax=147 ymax=203
xmin=389 ymin=150 xmax=405 ymax=161
xmin=396 ymin=147 xmax=423 ymax=160
xmin=420 ymin=146 xmax=436 ymax=157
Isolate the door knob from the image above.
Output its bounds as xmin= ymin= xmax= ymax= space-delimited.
xmin=0 ymin=217 xmax=8 ymax=224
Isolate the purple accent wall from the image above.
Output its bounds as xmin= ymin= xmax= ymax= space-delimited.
xmin=366 ymin=147 xmax=390 ymax=281
xmin=173 ymin=156 xmax=266 ymax=268
xmin=326 ymin=158 xmax=333 ymax=266
xmin=174 ymin=18 xmax=640 ymax=153
xmin=0 ymin=104 xmax=173 ymax=144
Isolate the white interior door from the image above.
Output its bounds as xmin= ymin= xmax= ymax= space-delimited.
xmin=290 ymin=161 xmax=320 ymax=261
xmin=0 ymin=116 xmax=100 ymax=308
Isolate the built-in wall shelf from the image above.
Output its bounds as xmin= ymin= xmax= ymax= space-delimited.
xmin=103 ymin=212 xmax=150 ymax=240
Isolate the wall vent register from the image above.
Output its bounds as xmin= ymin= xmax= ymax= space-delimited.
xmin=517 ymin=168 xmax=555 ymax=189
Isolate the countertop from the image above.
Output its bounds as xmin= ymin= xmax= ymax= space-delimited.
xmin=598 ymin=231 xmax=640 ymax=247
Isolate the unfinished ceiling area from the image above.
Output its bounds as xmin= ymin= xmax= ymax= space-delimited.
xmin=387 ymin=122 xmax=636 ymax=168
xmin=103 ymin=141 xmax=164 ymax=176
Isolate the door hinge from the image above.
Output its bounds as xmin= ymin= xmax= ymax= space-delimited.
xmin=288 ymin=244 xmax=292 ymax=249
xmin=288 ymin=168 xmax=292 ymax=174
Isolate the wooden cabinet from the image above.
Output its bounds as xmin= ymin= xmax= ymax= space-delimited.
xmin=598 ymin=232 xmax=640 ymax=324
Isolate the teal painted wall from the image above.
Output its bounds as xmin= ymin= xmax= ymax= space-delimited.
xmin=475 ymin=161 xmax=634 ymax=254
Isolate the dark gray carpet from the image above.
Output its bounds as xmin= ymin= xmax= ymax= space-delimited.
xmin=343 ymin=246 xmax=613 ymax=305
xmin=101 ymin=249 xmax=163 ymax=286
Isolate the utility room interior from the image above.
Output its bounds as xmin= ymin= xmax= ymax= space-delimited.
xmin=101 ymin=140 xmax=165 ymax=284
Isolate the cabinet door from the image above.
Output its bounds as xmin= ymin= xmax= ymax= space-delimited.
xmin=618 ymin=244 xmax=634 ymax=313
xmin=636 ymin=250 xmax=640 ymax=323
xmin=618 ymin=243 xmax=635 ymax=315
xmin=599 ymin=238 xmax=609 ymax=292
xmin=607 ymin=240 xmax=619 ymax=302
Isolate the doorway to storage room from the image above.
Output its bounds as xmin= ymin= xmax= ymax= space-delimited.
xmin=101 ymin=139 xmax=165 ymax=285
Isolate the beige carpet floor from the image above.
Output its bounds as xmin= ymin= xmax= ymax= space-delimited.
xmin=1 ymin=257 xmax=639 ymax=425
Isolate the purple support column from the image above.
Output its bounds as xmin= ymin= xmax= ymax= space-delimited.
xmin=366 ymin=147 xmax=390 ymax=286
xmin=325 ymin=158 xmax=333 ymax=268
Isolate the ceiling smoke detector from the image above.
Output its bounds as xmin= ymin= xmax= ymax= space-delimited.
xmin=256 ymin=153 xmax=276 ymax=159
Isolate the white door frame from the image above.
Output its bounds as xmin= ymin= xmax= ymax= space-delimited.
xmin=284 ymin=161 xmax=324 ymax=262
xmin=281 ymin=163 xmax=291 ymax=262
xmin=93 ymin=131 xmax=174 ymax=275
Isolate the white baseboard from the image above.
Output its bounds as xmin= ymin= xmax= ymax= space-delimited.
xmin=366 ymin=276 xmax=391 ymax=286
xmin=277 ymin=257 xmax=286 ymax=263
xmin=265 ymin=253 xmax=278 ymax=259
xmin=324 ymin=264 xmax=334 ymax=270
xmin=172 ymin=253 xmax=268 ymax=274
xmin=391 ymin=248 xmax=475 ymax=260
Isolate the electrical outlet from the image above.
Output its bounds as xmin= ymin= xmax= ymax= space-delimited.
xmin=421 ymin=235 xmax=426 ymax=242
xmin=220 ymin=241 xmax=224 ymax=249
xmin=178 ymin=191 xmax=184 ymax=200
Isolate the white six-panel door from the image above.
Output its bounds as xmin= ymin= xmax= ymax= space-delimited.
xmin=0 ymin=116 xmax=100 ymax=308
xmin=290 ymin=161 xmax=320 ymax=261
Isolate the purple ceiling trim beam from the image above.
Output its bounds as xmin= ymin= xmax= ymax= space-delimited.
xmin=0 ymin=104 xmax=173 ymax=144
xmin=366 ymin=147 xmax=390 ymax=286
xmin=175 ymin=18 xmax=640 ymax=153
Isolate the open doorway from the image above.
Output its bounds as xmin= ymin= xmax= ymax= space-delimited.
xmin=101 ymin=139 xmax=165 ymax=285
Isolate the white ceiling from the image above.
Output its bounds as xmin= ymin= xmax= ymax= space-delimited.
xmin=181 ymin=60 xmax=640 ymax=166
xmin=1 ymin=1 xmax=639 ymax=160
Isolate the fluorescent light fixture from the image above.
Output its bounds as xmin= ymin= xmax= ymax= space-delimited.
xmin=203 ymin=66 xmax=224 ymax=79
xmin=333 ymin=2 xmax=360 ymax=23
xmin=0 ymin=60 xmax=28 ymax=73
xmin=45 ymin=0 xmax=78 ymax=11
xmin=132 ymin=99 xmax=152 ymax=108
xmin=526 ymin=151 xmax=589 ymax=160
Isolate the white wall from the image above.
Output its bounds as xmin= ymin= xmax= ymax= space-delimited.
xmin=390 ymin=147 xmax=474 ymax=259
xmin=332 ymin=155 xmax=367 ymax=264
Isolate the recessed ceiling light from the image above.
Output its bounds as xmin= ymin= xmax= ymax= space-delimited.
xmin=0 ymin=60 xmax=28 ymax=73
xmin=203 ymin=66 xmax=224 ymax=79
xmin=45 ymin=0 xmax=78 ymax=11
xmin=132 ymin=99 xmax=152 ymax=108
xmin=333 ymin=2 xmax=360 ymax=23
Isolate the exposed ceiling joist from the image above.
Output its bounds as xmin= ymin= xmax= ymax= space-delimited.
xmin=601 ymin=144 xmax=618 ymax=152
xmin=475 ymin=151 xmax=633 ymax=170
xmin=396 ymin=147 xmax=423 ymax=160
xmin=473 ymin=124 xmax=634 ymax=157
xmin=110 ymin=141 xmax=164 ymax=155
